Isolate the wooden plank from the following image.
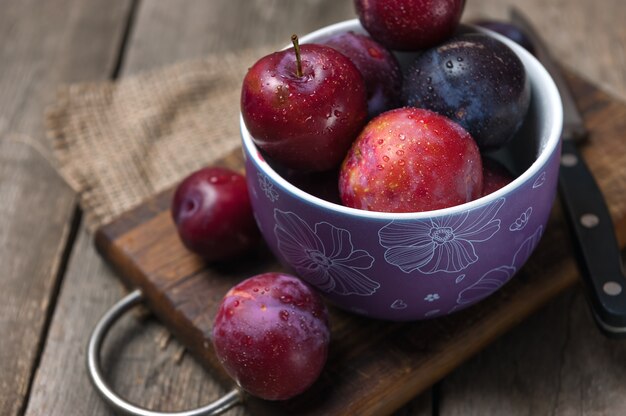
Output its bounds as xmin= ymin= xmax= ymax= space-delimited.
xmin=439 ymin=284 xmax=626 ymax=416
xmin=0 ymin=1 xmax=132 ymax=415
xmin=92 ymin=72 xmax=626 ymax=415
xmin=25 ymin=1 xmax=432 ymax=416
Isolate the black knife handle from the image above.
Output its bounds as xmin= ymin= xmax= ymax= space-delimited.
xmin=558 ymin=139 xmax=626 ymax=337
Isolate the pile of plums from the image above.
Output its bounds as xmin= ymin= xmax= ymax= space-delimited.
xmin=170 ymin=0 xmax=534 ymax=403
xmin=242 ymin=0 xmax=532 ymax=213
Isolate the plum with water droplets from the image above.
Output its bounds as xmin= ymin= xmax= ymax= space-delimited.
xmin=403 ymin=33 xmax=531 ymax=150
xmin=354 ymin=0 xmax=466 ymax=50
xmin=212 ymin=272 xmax=330 ymax=400
xmin=339 ymin=107 xmax=483 ymax=212
xmin=241 ymin=37 xmax=367 ymax=172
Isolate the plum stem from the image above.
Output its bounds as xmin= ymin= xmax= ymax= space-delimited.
xmin=291 ymin=34 xmax=303 ymax=77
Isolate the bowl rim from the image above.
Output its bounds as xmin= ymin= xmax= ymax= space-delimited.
xmin=240 ymin=18 xmax=563 ymax=220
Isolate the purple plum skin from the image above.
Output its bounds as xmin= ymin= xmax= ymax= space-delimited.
xmin=354 ymin=0 xmax=466 ymax=51
xmin=241 ymin=44 xmax=368 ymax=172
xmin=403 ymin=33 xmax=531 ymax=150
xmin=171 ymin=167 xmax=260 ymax=261
xmin=323 ymin=31 xmax=402 ymax=118
xmin=212 ymin=272 xmax=330 ymax=401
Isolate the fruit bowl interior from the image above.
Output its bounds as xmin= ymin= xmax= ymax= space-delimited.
xmin=240 ymin=19 xmax=563 ymax=321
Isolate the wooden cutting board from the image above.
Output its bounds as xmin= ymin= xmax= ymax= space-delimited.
xmin=95 ymin=72 xmax=626 ymax=416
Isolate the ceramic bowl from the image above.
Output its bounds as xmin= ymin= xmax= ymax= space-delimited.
xmin=240 ymin=19 xmax=563 ymax=321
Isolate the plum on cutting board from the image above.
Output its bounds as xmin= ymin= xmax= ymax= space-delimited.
xmin=171 ymin=167 xmax=260 ymax=261
xmin=212 ymin=272 xmax=330 ymax=400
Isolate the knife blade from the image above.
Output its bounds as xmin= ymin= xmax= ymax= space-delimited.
xmin=510 ymin=9 xmax=626 ymax=337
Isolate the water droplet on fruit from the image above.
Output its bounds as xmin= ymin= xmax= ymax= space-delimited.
xmin=368 ymin=47 xmax=382 ymax=58
xmin=279 ymin=310 xmax=289 ymax=321
xmin=426 ymin=77 xmax=432 ymax=83
xmin=446 ymin=60 xmax=453 ymax=68
xmin=457 ymin=57 xmax=463 ymax=62
xmin=377 ymin=139 xmax=384 ymax=145
xmin=253 ymin=288 xmax=259 ymax=292
xmin=333 ymin=109 xmax=342 ymax=117
xmin=233 ymin=300 xmax=239 ymax=307
xmin=396 ymin=149 xmax=404 ymax=156
xmin=382 ymin=155 xmax=390 ymax=162
xmin=377 ymin=164 xmax=384 ymax=171
xmin=398 ymin=159 xmax=406 ymax=166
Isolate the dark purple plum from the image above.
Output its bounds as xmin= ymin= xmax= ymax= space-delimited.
xmin=472 ymin=20 xmax=535 ymax=55
xmin=212 ymin=272 xmax=330 ymax=400
xmin=323 ymin=31 xmax=402 ymax=118
xmin=403 ymin=33 xmax=530 ymax=150
xmin=171 ymin=167 xmax=260 ymax=261
xmin=354 ymin=0 xmax=466 ymax=51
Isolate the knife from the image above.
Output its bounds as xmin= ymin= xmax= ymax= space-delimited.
xmin=510 ymin=9 xmax=626 ymax=338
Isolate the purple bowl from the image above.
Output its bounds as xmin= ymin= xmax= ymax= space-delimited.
xmin=240 ymin=19 xmax=563 ymax=321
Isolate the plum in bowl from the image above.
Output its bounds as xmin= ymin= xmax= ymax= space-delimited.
xmin=240 ymin=19 xmax=562 ymax=321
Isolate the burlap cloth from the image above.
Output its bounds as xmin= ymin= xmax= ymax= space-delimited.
xmin=46 ymin=47 xmax=273 ymax=231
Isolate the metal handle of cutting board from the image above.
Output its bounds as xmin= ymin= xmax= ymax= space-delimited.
xmin=87 ymin=289 xmax=243 ymax=416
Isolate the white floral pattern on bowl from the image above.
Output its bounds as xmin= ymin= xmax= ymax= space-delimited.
xmin=274 ymin=209 xmax=380 ymax=296
xmin=379 ymin=198 xmax=505 ymax=274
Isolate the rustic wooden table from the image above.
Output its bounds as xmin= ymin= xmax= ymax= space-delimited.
xmin=2 ymin=1 xmax=625 ymax=415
